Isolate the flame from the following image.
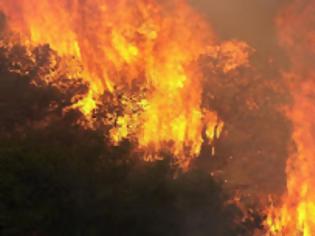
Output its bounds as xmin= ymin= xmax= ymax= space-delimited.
xmin=266 ymin=0 xmax=315 ymax=235
xmin=0 ymin=0 xmax=250 ymax=167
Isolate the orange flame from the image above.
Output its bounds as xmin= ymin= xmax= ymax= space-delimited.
xmin=0 ymin=0 xmax=250 ymax=167
xmin=266 ymin=0 xmax=315 ymax=235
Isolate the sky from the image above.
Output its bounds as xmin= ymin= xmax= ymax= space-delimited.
xmin=190 ymin=0 xmax=291 ymax=54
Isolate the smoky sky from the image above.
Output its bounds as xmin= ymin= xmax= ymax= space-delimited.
xmin=190 ymin=0 xmax=291 ymax=54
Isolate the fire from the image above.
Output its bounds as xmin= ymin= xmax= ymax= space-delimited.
xmin=0 ymin=0 xmax=250 ymax=167
xmin=266 ymin=0 xmax=315 ymax=235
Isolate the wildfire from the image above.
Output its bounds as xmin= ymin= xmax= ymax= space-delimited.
xmin=7 ymin=0 xmax=315 ymax=233
xmin=266 ymin=0 xmax=315 ymax=235
xmin=0 ymin=0 xmax=250 ymax=167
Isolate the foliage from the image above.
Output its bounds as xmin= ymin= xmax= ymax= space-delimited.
xmin=0 ymin=38 xmax=262 ymax=235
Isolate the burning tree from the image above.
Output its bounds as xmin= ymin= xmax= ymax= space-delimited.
xmin=0 ymin=0 xmax=256 ymax=169
xmin=0 ymin=28 xmax=260 ymax=236
xmin=266 ymin=0 xmax=315 ymax=235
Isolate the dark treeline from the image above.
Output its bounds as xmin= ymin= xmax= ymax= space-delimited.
xmin=0 ymin=24 xmax=265 ymax=235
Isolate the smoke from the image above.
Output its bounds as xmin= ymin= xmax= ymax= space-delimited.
xmin=190 ymin=0 xmax=290 ymax=48
xmin=0 ymin=12 xmax=6 ymax=35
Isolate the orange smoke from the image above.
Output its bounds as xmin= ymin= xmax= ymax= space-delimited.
xmin=266 ymin=0 xmax=315 ymax=235
xmin=0 ymin=0 xmax=250 ymax=167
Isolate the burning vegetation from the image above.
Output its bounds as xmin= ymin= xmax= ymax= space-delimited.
xmin=0 ymin=0 xmax=314 ymax=235
xmin=266 ymin=0 xmax=315 ymax=235
xmin=0 ymin=0 xmax=255 ymax=168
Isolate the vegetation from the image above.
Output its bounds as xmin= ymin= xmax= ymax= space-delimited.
xmin=0 ymin=31 xmax=265 ymax=235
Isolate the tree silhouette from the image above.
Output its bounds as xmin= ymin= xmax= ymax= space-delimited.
xmin=0 ymin=23 xmax=263 ymax=236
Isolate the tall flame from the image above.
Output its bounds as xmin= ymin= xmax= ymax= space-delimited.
xmin=0 ymin=0 xmax=250 ymax=167
xmin=266 ymin=0 xmax=315 ymax=235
